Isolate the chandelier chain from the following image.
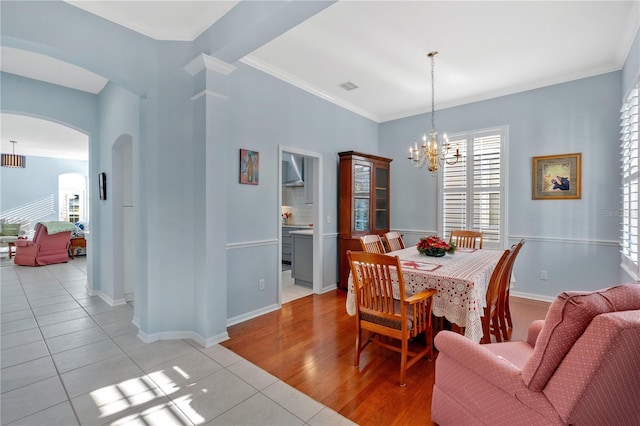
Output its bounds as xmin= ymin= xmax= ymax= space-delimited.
xmin=431 ymin=53 xmax=436 ymax=132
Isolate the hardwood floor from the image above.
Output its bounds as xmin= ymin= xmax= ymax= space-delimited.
xmin=221 ymin=290 xmax=550 ymax=425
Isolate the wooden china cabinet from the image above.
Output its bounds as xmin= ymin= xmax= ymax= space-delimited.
xmin=337 ymin=151 xmax=392 ymax=290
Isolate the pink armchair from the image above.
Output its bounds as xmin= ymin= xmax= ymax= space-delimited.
xmin=14 ymin=222 xmax=73 ymax=266
xmin=432 ymin=283 xmax=640 ymax=425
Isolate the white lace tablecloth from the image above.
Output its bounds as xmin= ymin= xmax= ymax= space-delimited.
xmin=345 ymin=247 xmax=504 ymax=343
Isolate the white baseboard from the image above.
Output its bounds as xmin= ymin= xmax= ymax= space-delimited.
xmin=226 ymin=303 xmax=280 ymax=327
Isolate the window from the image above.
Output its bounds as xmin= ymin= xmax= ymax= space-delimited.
xmin=440 ymin=127 xmax=507 ymax=249
xmin=621 ymin=82 xmax=639 ymax=278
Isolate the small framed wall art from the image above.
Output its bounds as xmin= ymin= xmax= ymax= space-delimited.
xmin=239 ymin=149 xmax=259 ymax=185
xmin=532 ymin=153 xmax=581 ymax=200
xmin=99 ymin=172 xmax=107 ymax=200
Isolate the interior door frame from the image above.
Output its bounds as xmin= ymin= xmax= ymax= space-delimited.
xmin=278 ymin=145 xmax=323 ymax=301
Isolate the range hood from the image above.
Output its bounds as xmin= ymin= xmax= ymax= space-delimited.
xmin=283 ymin=154 xmax=305 ymax=187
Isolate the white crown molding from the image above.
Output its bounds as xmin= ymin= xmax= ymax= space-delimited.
xmin=615 ymin=1 xmax=640 ymax=68
xmin=184 ymin=53 xmax=236 ymax=77
xmin=241 ymin=54 xmax=380 ymax=123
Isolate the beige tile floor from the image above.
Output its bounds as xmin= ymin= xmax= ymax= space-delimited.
xmin=281 ymin=269 xmax=313 ymax=304
xmin=0 ymin=256 xmax=354 ymax=425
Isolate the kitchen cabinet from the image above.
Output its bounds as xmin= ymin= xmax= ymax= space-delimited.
xmin=337 ymin=151 xmax=392 ymax=290
xmin=282 ymin=225 xmax=309 ymax=263
xmin=304 ymin=157 xmax=313 ymax=204
xmin=291 ymin=229 xmax=313 ymax=288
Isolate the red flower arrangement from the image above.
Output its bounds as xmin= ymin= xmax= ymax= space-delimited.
xmin=416 ymin=235 xmax=456 ymax=257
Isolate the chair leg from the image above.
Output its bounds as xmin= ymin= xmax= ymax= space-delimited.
xmin=354 ymin=326 xmax=362 ymax=367
xmin=505 ymin=290 xmax=513 ymax=340
xmin=399 ymin=338 xmax=408 ymax=387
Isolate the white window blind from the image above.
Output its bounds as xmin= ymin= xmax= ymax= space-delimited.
xmin=441 ymin=128 xmax=506 ymax=248
xmin=621 ymin=82 xmax=639 ymax=277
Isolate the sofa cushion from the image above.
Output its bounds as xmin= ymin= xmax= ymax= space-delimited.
xmin=522 ymin=283 xmax=640 ymax=391
xmin=1 ymin=223 xmax=21 ymax=236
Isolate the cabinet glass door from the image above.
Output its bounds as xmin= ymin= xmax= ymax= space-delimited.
xmin=374 ymin=166 xmax=389 ymax=230
xmin=354 ymin=163 xmax=371 ymax=232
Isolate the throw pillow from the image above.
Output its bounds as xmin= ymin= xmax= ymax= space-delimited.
xmin=1 ymin=223 xmax=21 ymax=236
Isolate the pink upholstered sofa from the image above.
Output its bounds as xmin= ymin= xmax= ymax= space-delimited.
xmin=13 ymin=222 xmax=74 ymax=266
xmin=432 ymin=283 xmax=640 ymax=425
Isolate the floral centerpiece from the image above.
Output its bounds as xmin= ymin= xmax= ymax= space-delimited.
xmin=416 ymin=235 xmax=456 ymax=257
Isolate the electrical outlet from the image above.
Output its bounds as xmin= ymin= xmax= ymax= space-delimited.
xmin=540 ymin=270 xmax=548 ymax=280
xmin=259 ymin=279 xmax=265 ymax=291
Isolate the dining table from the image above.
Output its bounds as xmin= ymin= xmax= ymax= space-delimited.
xmin=345 ymin=246 xmax=505 ymax=343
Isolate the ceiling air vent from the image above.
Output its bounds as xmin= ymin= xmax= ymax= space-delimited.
xmin=339 ymin=81 xmax=359 ymax=91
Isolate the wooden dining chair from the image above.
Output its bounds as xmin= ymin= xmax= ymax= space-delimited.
xmin=481 ymin=247 xmax=513 ymax=344
xmin=359 ymin=234 xmax=386 ymax=254
xmin=347 ymin=250 xmax=437 ymax=387
xmin=497 ymin=239 xmax=525 ymax=341
xmin=449 ymin=230 xmax=483 ymax=249
xmin=384 ymin=231 xmax=405 ymax=252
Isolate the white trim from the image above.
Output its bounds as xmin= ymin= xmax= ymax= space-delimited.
xmin=227 ymin=304 xmax=280 ymax=327
xmin=184 ymin=53 xmax=236 ymax=76
xmin=137 ymin=329 xmax=230 ymax=347
xmin=241 ymin=55 xmax=379 ymax=123
xmin=320 ymin=283 xmax=338 ymax=293
xmin=226 ymin=239 xmax=278 ymax=250
xmin=89 ymin=289 xmax=127 ymax=307
xmin=614 ymin=1 xmax=640 ymax=68
xmin=509 ymin=235 xmax=620 ymax=247
xmin=509 ymin=291 xmax=556 ymax=304
xmin=391 ymin=230 xmax=619 ymax=248
xmin=190 ymin=89 xmax=228 ymax=101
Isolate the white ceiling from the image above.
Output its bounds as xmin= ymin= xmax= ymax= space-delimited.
xmin=1 ymin=1 xmax=639 ymax=159
xmin=1 ymin=114 xmax=88 ymax=161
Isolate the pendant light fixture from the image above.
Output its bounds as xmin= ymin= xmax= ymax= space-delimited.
xmin=407 ymin=51 xmax=460 ymax=175
xmin=1 ymin=140 xmax=26 ymax=168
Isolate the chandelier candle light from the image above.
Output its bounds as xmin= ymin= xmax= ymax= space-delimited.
xmin=408 ymin=51 xmax=460 ymax=175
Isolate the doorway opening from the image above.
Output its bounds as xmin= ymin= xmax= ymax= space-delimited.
xmin=279 ymin=147 xmax=322 ymax=304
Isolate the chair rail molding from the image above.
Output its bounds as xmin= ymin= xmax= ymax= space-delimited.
xmin=226 ymin=239 xmax=278 ymax=250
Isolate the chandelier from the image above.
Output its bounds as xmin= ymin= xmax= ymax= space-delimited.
xmin=408 ymin=51 xmax=460 ymax=175
xmin=1 ymin=140 xmax=26 ymax=168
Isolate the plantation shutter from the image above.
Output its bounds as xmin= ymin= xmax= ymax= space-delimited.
xmin=442 ymin=128 xmax=505 ymax=248
xmin=621 ymin=83 xmax=639 ymax=277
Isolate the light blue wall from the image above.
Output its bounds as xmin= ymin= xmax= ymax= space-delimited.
xmin=381 ymin=72 xmax=622 ymax=299
xmin=225 ymin=63 xmax=378 ymax=318
xmin=95 ymin=82 xmax=141 ymax=306
xmin=622 ymin=30 xmax=639 ymax=97
xmin=0 ymin=156 xmax=88 ymax=225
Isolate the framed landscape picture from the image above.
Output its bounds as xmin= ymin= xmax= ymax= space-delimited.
xmin=239 ymin=149 xmax=259 ymax=185
xmin=532 ymin=153 xmax=581 ymax=200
